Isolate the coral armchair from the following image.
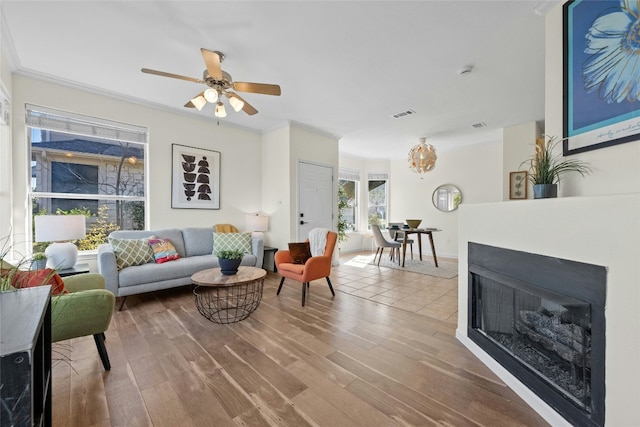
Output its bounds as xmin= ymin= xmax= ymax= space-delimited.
xmin=1 ymin=260 xmax=115 ymax=370
xmin=275 ymin=231 xmax=337 ymax=306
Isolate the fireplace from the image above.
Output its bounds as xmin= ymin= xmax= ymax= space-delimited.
xmin=467 ymin=242 xmax=606 ymax=427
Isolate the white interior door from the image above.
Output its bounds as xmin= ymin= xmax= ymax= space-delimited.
xmin=298 ymin=161 xmax=333 ymax=240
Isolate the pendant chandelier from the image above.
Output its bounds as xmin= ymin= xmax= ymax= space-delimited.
xmin=408 ymin=137 xmax=437 ymax=173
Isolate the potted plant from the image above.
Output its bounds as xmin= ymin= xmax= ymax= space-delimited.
xmin=215 ymin=249 xmax=244 ymax=275
xmin=30 ymin=252 xmax=48 ymax=270
xmin=337 ymin=183 xmax=350 ymax=246
xmin=521 ymin=135 xmax=591 ymax=199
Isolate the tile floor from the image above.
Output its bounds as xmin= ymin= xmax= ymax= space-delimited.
xmin=331 ymin=250 xmax=459 ymax=324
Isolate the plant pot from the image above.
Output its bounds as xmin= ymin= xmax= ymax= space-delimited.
xmin=533 ymin=184 xmax=558 ymax=199
xmin=30 ymin=259 xmax=47 ymax=270
xmin=219 ymin=258 xmax=242 ymax=275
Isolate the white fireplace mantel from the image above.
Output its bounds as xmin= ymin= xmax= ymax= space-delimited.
xmin=457 ymin=194 xmax=640 ymax=426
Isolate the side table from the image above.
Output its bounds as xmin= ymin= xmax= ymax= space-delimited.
xmin=263 ymin=246 xmax=278 ymax=272
xmin=191 ymin=266 xmax=266 ymax=324
xmin=57 ymin=263 xmax=90 ymax=277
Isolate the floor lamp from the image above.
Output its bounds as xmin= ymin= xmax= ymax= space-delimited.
xmin=34 ymin=215 xmax=86 ymax=270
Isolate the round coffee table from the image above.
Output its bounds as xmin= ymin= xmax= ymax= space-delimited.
xmin=191 ymin=266 xmax=266 ymax=323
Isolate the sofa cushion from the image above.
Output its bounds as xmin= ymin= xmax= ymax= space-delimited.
xmin=109 ymin=229 xmax=186 ymax=258
xmin=288 ymin=242 xmax=311 ymax=264
xmin=148 ymin=238 xmax=180 ymax=263
xmin=109 ymin=237 xmax=155 ymax=270
xmin=183 ymin=227 xmax=215 ymax=257
xmin=212 ymin=232 xmax=252 ymax=255
xmin=1 ymin=268 xmax=68 ymax=295
xmin=118 ymin=255 xmax=217 ymax=288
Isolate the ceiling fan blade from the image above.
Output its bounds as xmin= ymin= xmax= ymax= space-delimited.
xmin=225 ymin=92 xmax=258 ymax=115
xmin=141 ymin=68 xmax=202 ymax=84
xmin=201 ymin=48 xmax=222 ymax=80
xmin=233 ymin=82 xmax=281 ymax=96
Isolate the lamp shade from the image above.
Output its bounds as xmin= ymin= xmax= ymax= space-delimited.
xmin=34 ymin=215 xmax=86 ymax=242
xmin=245 ymin=214 xmax=268 ymax=232
xmin=215 ymin=102 xmax=227 ymax=118
xmin=34 ymin=215 xmax=86 ymax=270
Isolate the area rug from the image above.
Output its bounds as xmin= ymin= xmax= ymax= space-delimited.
xmin=346 ymin=254 xmax=458 ymax=279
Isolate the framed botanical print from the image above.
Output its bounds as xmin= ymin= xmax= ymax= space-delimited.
xmin=171 ymin=143 xmax=220 ymax=209
xmin=509 ymin=171 xmax=527 ymax=200
xmin=563 ymin=0 xmax=640 ymax=155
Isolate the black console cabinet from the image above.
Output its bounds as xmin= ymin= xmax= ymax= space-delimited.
xmin=0 ymin=286 xmax=52 ymax=427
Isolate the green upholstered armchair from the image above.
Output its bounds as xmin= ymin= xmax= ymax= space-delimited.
xmin=1 ymin=260 xmax=115 ymax=370
xmin=52 ymin=273 xmax=115 ymax=370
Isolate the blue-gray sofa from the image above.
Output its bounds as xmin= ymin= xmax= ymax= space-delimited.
xmin=97 ymin=227 xmax=264 ymax=309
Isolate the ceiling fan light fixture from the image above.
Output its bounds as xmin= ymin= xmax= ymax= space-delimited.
xmin=229 ymin=95 xmax=244 ymax=112
xmin=204 ymin=88 xmax=219 ymax=103
xmin=191 ymin=95 xmax=207 ymax=111
xmin=215 ymin=101 xmax=227 ymax=118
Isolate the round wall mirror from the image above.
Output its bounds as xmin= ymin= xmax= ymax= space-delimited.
xmin=432 ymin=184 xmax=462 ymax=212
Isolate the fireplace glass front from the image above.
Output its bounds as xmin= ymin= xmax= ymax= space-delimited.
xmin=473 ymin=274 xmax=591 ymax=410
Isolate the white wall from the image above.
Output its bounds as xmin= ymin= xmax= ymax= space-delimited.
xmin=261 ymin=123 xmax=291 ymax=250
xmin=502 ymin=121 xmax=542 ymax=200
xmin=389 ymin=140 xmax=502 ymax=258
xmin=9 ymin=74 xmax=263 ymax=254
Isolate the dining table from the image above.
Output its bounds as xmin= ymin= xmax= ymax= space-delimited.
xmin=397 ymin=228 xmax=441 ymax=268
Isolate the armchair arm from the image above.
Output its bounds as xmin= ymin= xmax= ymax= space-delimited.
xmin=62 ymin=273 xmax=106 ymax=293
xmin=51 ymin=289 xmax=115 ymax=342
xmin=97 ymin=243 xmax=119 ymax=296
xmin=274 ymin=250 xmax=292 ymax=266
xmin=301 ymin=255 xmax=332 ymax=282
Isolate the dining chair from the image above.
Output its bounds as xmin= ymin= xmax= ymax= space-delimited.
xmin=390 ymin=228 xmax=414 ymax=259
xmin=371 ymin=224 xmax=401 ymax=266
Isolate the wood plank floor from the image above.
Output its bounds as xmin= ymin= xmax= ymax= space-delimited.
xmin=51 ymin=252 xmax=549 ymax=426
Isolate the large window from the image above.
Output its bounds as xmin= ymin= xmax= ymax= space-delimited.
xmin=28 ymin=105 xmax=147 ymax=251
xmin=368 ymin=172 xmax=388 ymax=229
xmin=338 ymin=169 xmax=359 ymax=232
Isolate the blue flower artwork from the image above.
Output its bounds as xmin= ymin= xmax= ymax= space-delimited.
xmin=564 ymin=0 xmax=640 ymax=154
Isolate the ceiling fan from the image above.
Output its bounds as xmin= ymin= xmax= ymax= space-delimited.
xmin=141 ymin=48 xmax=281 ymax=117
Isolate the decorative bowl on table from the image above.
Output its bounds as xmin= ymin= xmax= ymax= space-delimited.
xmin=405 ymin=219 xmax=422 ymax=229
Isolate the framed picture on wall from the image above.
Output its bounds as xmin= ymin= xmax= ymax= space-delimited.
xmin=563 ymin=0 xmax=640 ymax=155
xmin=171 ymin=143 xmax=220 ymax=209
xmin=509 ymin=171 xmax=527 ymax=200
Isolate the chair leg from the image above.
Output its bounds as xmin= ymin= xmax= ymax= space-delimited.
xmin=93 ymin=333 xmax=111 ymax=371
xmin=377 ymin=248 xmax=383 ymax=266
xmin=277 ymin=277 xmax=285 ymax=295
xmin=326 ymin=277 xmax=335 ymax=296
xmin=301 ymin=282 xmax=307 ymax=306
xmin=373 ymin=247 xmax=381 ymax=264
xmin=410 ymin=243 xmax=414 ymax=260
xmin=117 ymin=296 xmax=127 ymax=311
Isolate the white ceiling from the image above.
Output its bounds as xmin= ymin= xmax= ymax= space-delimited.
xmin=1 ymin=1 xmax=556 ymax=159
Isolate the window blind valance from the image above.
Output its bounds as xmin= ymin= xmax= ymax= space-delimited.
xmin=26 ymin=104 xmax=147 ymax=144
xmin=368 ymin=172 xmax=388 ymax=180
xmin=339 ymin=169 xmax=360 ymax=181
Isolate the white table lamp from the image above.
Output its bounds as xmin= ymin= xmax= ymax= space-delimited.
xmin=246 ymin=214 xmax=268 ymax=237
xmin=35 ymin=215 xmax=86 ymax=270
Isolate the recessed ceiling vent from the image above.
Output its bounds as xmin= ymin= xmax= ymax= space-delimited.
xmin=392 ymin=109 xmax=416 ymax=119
xmin=472 ymin=122 xmax=487 ymax=128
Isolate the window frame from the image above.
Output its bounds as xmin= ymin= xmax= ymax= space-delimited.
xmin=27 ymin=104 xmax=148 ymax=252
xmin=367 ymin=172 xmax=388 ymax=230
